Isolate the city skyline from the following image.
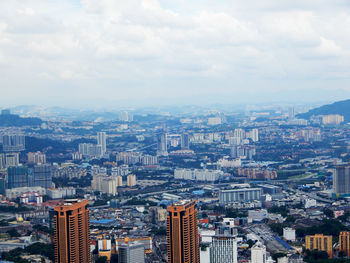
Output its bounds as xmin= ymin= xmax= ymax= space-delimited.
xmin=1 ymin=1 xmax=350 ymax=107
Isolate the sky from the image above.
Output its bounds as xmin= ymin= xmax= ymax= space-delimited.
xmin=1 ymin=0 xmax=350 ymax=108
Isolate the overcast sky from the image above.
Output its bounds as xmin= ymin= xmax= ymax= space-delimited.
xmin=1 ymin=0 xmax=350 ymax=108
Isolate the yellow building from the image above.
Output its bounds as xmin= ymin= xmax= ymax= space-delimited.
xmin=98 ymin=235 xmax=112 ymax=260
xmin=127 ymin=174 xmax=137 ymax=187
xmin=339 ymin=231 xmax=350 ymax=257
xmin=305 ymin=234 xmax=333 ymax=258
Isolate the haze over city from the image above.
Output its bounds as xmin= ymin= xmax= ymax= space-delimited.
xmin=1 ymin=0 xmax=350 ymax=107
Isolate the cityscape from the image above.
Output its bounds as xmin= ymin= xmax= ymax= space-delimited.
xmin=0 ymin=103 xmax=350 ymax=263
xmin=1 ymin=1 xmax=350 ymax=263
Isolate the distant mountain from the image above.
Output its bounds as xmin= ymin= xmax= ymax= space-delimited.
xmin=0 ymin=113 xmax=42 ymax=127
xmin=297 ymin=99 xmax=350 ymax=122
xmin=10 ymin=105 xmax=120 ymax=121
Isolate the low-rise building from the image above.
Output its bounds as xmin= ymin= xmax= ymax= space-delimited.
xmin=283 ymin=227 xmax=296 ymax=242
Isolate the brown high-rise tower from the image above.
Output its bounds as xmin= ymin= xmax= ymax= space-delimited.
xmin=54 ymin=199 xmax=90 ymax=263
xmin=167 ymin=200 xmax=200 ymax=263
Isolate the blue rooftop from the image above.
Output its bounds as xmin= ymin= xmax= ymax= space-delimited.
xmin=90 ymin=219 xmax=115 ymax=224
xmin=275 ymin=236 xmax=293 ymax=250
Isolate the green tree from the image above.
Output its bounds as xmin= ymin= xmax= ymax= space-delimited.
xmin=25 ymin=242 xmax=54 ymax=261
xmin=323 ymin=208 xmax=334 ymax=218
xmin=272 ymin=252 xmax=287 ymax=261
xmin=110 ymin=254 xmax=118 ymax=263
xmin=7 ymin=229 xmax=21 ymax=237
xmin=96 ymin=256 xmax=108 ymax=263
xmin=269 ymin=223 xmax=283 ymax=236
xmin=285 ymin=216 xmax=296 ymax=223
xmin=247 ymin=239 xmax=255 ymax=248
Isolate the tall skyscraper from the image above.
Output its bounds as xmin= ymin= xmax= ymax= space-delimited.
xmin=118 ymin=241 xmax=145 ymax=263
xmin=0 ymin=154 xmax=5 ymax=170
xmin=127 ymin=174 xmax=137 ymax=187
xmin=288 ymin=107 xmax=295 ymax=120
xmin=339 ymin=231 xmax=350 ymax=257
xmin=119 ymin=111 xmax=133 ymax=122
xmin=157 ymin=132 xmax=168 ymax=156
xmin=251 ymin=242 xmax=267 ymax=263
xmin=250 ymin=129 xmax=259 ymax=142
xmin=2 ymin=135 xmax=25 ymax=152
xmin=233 ymin=129 xmax=245 ymax=143
xmin=167 ymin=200 xmax=199 ymax=263
xmin=54 ymin=199 xmax=90 ymax=263
xmin=333 ymin=166 xmax=350 ymax=195
xmin=7 ymin=166 xmax=29 ymax=189
xmin=97 ymin=132 xmax=107 ymax=154
xmin=31 ymin=164 xmax=52 ymax=188
xmin=27 ymin=151 xmax=46 ymax=164
xmin=305 ymin=234 xmax=333 ymax=258
xmin=210 ymin=236 xmax=237 ymax=263
xmin=181 ymin=133 xmax=190 ymax=150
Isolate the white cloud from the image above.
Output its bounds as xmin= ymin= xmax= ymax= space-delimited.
xmin=0 ymin=0 xmax=350 ymax=106
xmin=316 ymin=37 xmax=342 ymax=57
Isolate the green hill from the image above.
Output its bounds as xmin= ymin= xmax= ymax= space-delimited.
xmin=0 ymin=114 xmax=42 ymax=127
xmin=297 ymin=99 xmax=350 ymax=122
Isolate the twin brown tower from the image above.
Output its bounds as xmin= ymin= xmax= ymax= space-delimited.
xmin=53 ymin=199 xmax=199 ymax=263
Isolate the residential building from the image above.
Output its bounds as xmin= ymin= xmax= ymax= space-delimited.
xmin=7 ymin=166 xmax=29 ymax=189
xmin=118 ymin=242 xmax=145 ymax=263
xmin=181 ymin=133 xmax=190 ymax=150
xmin=283 ymin=228 xmax=296 ymax=242
xmin=78 ymin=143 xmax=103 ymax=158
xmin=167 ymin=200 xmax=200 ymax=263
xmin=141 ymin=155 xmax=158 ymax=165
xmin=5 ymin=153 xmax=20 ymax=168
xmin=97 ymin=132 xmax=107 ymax=154
xmin=333 ymin=166 xmax=350 ymax=195
xmin=119 ymin=111 xmax=133 ymax=122
xmin=174 ymin=168 xmax=223 ymax=182
xmin=47 ymin=187 xmax=76 ymax=199
xmin=0 ymin=154 xmax=5 ymax=170
xmin=339 ymin=231 xmax=350 ymax=257
xmin=116 ymin=237 xmax=152 ymax=255
xmin=219 ymin=188 xmax=262 ymax=205
xmin=98 ymin=235 xmax=112 ymax=261
xmin=31 ymin=164 xmax=52 ymax=188
xmin=251 ymin=242 xmax=267 ymax=263
xmin=54 ymin=199 xmax=90 ymax=263
xmin=305 ymin=234 xmax=333 ymax=258
xmin=116 ymin=175 xmax=123 ymax=187
xmin=6 ymin=186 xmax=46 ymax=199
xmin=157 ymin=132 xmax=168 ymax=156
xmin=322 ymin=114 xmax=344 ymax=125
xmin=209 ymin=236 xmax=237 ymax=263
xmin=127 ymin=174 xmax=137 ymax=187
xmin=92 ymin=175 xmax=118 ymax=195
xmin=27 ymin=151 xmax=46 ymax=164
xmin=2 ymin=135 xmax=25 ymax=152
